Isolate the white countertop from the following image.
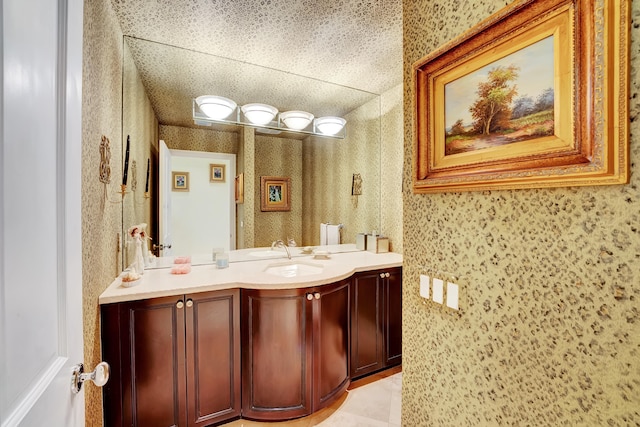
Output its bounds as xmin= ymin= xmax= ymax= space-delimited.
xmin=99 ymin=249 xmax=403 ymax=305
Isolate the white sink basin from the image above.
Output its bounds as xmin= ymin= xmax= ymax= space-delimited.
xmin=249 ymin=250 xmax=286 ymax=258
xmin=264 ymin=261 xmax=324 ymax=278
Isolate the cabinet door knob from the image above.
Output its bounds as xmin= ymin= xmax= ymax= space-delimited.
xmin=186 ymin=299 xmax=193 ymax=308
xmin=385 ymin=272 xmax=390 ymax=278
xmin=380 ymin=273 xmax=385 ymax=278
xmin=314 ymin=292 xmax=320 ymax=300
xmin=307 ymin=293 xmax=314 ymax=301
xmin=176 ymin=300 xmax=184 ymax=309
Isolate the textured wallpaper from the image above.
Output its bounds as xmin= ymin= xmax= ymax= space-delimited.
xmin=159 ymin=124 xmax=238 ymax=154
xmin=253 ymin=136 xmax=303 ymax=247
xmin=122 ymin=40 xmax=158 ymax=267
xmin=402 ymin=1 xmax=640 ymax=426
xmin=81 ymin=0 xmax=124 ymax=424
xmin=302 ymin=96 xmax=382 ymax=247
xmin=381 ymin=83 xmax=404 ymax=254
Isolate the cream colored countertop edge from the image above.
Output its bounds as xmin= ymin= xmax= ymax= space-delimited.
xmin=99 ymin=250 xmax=403 ymax=305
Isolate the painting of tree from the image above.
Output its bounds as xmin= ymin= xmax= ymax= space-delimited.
xmin=444 ymin=36 xmax=555 ymax=156
xmin=469 ymin=65 xmax=519 ymax=135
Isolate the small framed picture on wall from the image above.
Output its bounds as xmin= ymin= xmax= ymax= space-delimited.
xmin=260 ymin=176 xmax=291 ymax=212
xmin=210 ymin=164 xmax=226 ymax=182
xmin=172 ymin=171 xmax=189 ymax=191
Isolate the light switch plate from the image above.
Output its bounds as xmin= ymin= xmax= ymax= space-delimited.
xmin=446 ymin=282 xmax=459 ymax=310
xmin=419 ymin=275 xmax=430 ymax=299
xmin=432 ymin=278 xmax=444 ymax=304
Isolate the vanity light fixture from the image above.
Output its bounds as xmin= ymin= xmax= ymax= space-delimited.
xmin=196 ymin=95 xmax=237 ymax=120
xmin=192 ymin=98 xmax=346 ymax=139
xmin=315 ymin=116 xmax=347 ymax=136
xmin=280 ymin=111 xmax=314 ymax=130
xmin=241 ymin=103 xmax=278 ymax=125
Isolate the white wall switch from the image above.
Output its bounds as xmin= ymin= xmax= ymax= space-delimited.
xmin=432 ymin=278 xmax=444 ymax=304
xmin=446 ymin=282 xmax=459 ymax=310
xmin=419 ymin=275 xmax=430 ymax=299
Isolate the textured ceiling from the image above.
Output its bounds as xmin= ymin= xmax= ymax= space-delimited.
xmin=112 ymin=0 xmax=403 ymax=129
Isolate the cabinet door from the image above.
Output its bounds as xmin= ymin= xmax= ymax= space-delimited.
xmin=384 ymin=268 xmax=403 ymax=367
xmin=185 ymin=290 xmax=241 ymax=426
xmin=241 ymin=288 xmax=313 ymax=420
xmin=350 ymin=271 xmax=384 ymax=378
xmin=103 ymin=296 xmax=188 ymax=427
xmin=313 ymin=279 xmax=350 ymax=410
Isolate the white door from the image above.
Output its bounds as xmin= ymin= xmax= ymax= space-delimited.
xmin=167 ymin=150 xmax=236 ymax=256
xmin=158 ymin=140 xmax=174 ymax=256
xmin=1 ymin=0 xmax=85 ymax=425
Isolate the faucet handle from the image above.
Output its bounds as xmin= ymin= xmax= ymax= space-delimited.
xmin=287 ymin=237 xmax=297 ymax=247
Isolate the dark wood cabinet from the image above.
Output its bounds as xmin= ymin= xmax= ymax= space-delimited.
xmin=101 ymin=267 xmax=401 ymax=425
xmin=350 ymin=267 xmax=402 ymax=378
xmin=241 ymin=279 xmax=350 ymax=421
xmin=101 ymin=289 xmax=241 ymax=427
xmin=383 ymin=268 xmax=403 ymax=366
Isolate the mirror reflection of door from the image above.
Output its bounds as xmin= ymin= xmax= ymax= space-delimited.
xmin=159 ymin=140 xmax=236 ymax=259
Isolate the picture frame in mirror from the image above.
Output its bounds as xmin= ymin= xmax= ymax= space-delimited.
xmin=210 ymin=163 xmax=226 ymax=182
xmin=172 ymin=171 xmax=189 ymax=191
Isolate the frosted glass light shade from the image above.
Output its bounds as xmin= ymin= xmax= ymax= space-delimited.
xmin=315 ymin=116 xmax=346 ymax=135
xmin=280 ymin=111 xmax=314 ymax=130
xmin=196 ymin=95 xmax=237 ymax=120
xmin=241 ymin=103 xmax=278 ymax=125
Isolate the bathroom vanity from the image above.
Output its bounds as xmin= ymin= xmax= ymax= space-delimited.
xmin=99 ymin=249 xmax=402 ymax=426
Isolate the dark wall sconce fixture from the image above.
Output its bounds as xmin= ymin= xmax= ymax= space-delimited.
xmin=352 ymin=173 xmax=362 ymax=195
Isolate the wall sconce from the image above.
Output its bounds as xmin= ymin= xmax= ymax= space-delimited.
xmin=352 ymin=173 xmax=362 ymax=195
xmin=193 ymin=97 xmax=346 ymax=139
xmin=120 ymin=135 xmax=130 ymax=197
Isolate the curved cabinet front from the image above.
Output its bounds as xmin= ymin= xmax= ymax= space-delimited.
xmin=241 ymin=279 xmax=350 ymax=421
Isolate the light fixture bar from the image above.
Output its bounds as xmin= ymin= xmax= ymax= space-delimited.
xmin=192 ymin=99 xmax=346 ymax=139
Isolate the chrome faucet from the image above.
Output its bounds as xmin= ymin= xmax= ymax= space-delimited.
xmin=271 ymin=239 xmax=291 ymax=260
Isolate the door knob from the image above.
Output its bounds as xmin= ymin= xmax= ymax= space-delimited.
xmin=380 ymin=273 xmax=385 ymax=278
xmin=307 ymin=293 xmax=313 ymax=301
xmin=314 ymin=292 xmax=320 ymax=300
xmin=176 ymin=300 xmax=184 ymax=309
xmin=186 ymin=299 xmax=193 ymax=307
xmin=385 ymin=272 xmax=390 ymax=278
xmin=71 ymin=361 xmax=110 ymax=394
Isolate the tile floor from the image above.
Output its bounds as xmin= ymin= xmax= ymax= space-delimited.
xmin=221 ymin=367 xmax=402 ymax=427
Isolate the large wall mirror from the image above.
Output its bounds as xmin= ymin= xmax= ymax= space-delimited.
xmin=122 ymin=36 xmax=382 ymax=268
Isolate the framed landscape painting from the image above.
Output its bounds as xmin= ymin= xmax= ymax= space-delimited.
xmin=413 ymin=0 xmax=629 ymax=193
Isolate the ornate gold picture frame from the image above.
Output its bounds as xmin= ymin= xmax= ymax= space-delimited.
xmin=260 ymin=176 xmax=291 ymax=212
xmin=413 ymin=0 xmax=629 ymax=193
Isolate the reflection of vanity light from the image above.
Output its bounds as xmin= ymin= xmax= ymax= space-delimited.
xmin=280 ymin=111 xmax=314 ymax=130
xmin=192 ymin=97 xmax=346 ymax=139
xmin=315 ymin=116 xmax=346 ymax=135
xmin=241 ymin=103 xmax=278 ymax=125
xmin=196 ymin=95 xmax=237 ymax=120
xmin=256 ymin=127 xmax=282 ymax=135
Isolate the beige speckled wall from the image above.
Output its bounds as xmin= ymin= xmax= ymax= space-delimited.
xmin=81 ymin=0 xmax=124 ymax=424
xmin=254 ymin=136 xmax=303 ymax=247
xmin=159 ymin=125 xmax=238 ymax=154
xmin=302 ymin=96 xmax=381 ymax=247
xmin=241 ymin=127 xmax=256 ymax=248
xmin=402 ymin=1 xmax=640 ymax=426
xmin=122 ymin=40 xmax=158 ymax=267
xmin=381 ymin=83 xmax=404 ymax=254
